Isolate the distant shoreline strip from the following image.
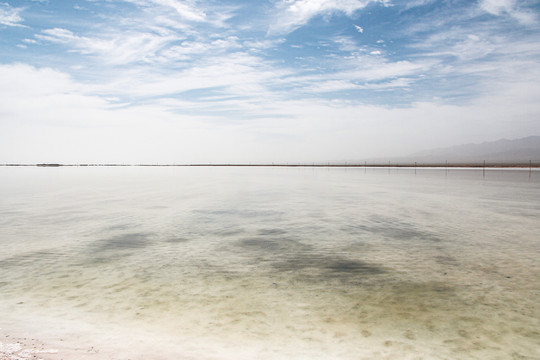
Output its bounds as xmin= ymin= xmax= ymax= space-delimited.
xmin=1 ymin=163 xmax=539 ymax=168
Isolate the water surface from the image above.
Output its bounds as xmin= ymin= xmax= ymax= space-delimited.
xmin=1 ymin=166 xmax=539 ymax=359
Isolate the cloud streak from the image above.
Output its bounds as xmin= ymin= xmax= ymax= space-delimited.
xmin=35 ymin=27 xmax=181 ymax=65
xmin=0 ymin=2 xmax=24 ymax=27
xmin=480 ymin=0 xmax=537 ymax=24
xmin=268 ymin=0 xmax=385 ymax=34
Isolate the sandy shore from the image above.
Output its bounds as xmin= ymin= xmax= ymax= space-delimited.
xmin=1 ymin=336 xmax=59 ymax=360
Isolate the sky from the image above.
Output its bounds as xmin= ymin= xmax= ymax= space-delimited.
xmin=1 ymin=0 xmax=540 ymax=164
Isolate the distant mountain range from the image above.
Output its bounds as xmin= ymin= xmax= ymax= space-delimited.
xmin=385 ymin=136 xmax=540 ymax=164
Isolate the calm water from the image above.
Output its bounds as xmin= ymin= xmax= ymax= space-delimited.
xmin=1 ymin=166 xmax=539 ymax=359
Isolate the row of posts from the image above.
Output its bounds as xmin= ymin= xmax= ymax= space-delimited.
xmin=321 ymin=160 xmax=535 ymax=179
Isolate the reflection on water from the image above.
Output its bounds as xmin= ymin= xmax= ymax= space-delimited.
xmin=0 ymin=167 xmax=539 ymax=359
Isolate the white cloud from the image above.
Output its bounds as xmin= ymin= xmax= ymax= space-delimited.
xmin=270 ymin=52 xmax=427 ymax=95
xmin=243 ymin=38 xmax=286 ymax=51
xmin=36 ymin=28 xmax=79 ymax=43
xmin=398 ymin=0 xmax=436 ymax=9
xmin=481 ymin=0 xmax=514 ymax=15
xmin=343 ymin=58 xmax=427 ymax=82
xmin=97 ymin=52 xmax=286 ymax=100
xmin=354 ymin=24 xmax=363 ymax=33
xmin=301 ymin=77 xmax=412 ymax=93
xmin=35 ymin=27 xmax=182 ymax=65
xmin=418 ymin=32 xmax=497 ymax=61
xmin=452 ymin=34 xmax=497 ymax=61
xmin=121 ymin=0 xmax=236 ymax=28
xmin=161 ymin=36 xmax=242 ymax=61
xmin=269 ymin=0 xmax=382 ymax=35
xmin=0 ymin=63 xmax=262 ymax=164
xmin=411 ymin=22 xmax=540 ymax=80
xmin=0 ymin=3 xmax=24 ymax=27
xmin=402 ymin=0 xmax=540 ymax=102
xmin=145 ymin=0 xmax=206 ymax=22
xmin=332 ymin=36 xmax=359 ymax=51
xmin=118 ymin=37 xmax=428 ymax=99
xmin=1 ymin=63 xmax=540 ymax=163
xmin=0 ymin=63 xmax=77 ymax=97
xmin=480 ymin=0 xmax=536 ymax=25
xmin=302 ymin=79 xmax=362 ymax=93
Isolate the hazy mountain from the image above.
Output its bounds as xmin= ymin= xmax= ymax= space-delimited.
xmin=387 ymin=136 xmax=540 ymax=164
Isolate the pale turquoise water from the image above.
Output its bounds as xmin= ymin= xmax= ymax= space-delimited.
xmin=1 ymin=166 xmax=539 ymax=359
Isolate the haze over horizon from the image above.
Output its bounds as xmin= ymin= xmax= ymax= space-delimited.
xmin=1 ymin=0 xmax=540 ymax=164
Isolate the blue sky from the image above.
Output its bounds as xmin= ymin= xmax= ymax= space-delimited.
xmin=1 ymin=0 xmax=539 ymax=163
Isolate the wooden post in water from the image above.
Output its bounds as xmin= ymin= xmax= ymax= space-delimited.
xmin=445 ymin=160 xmax=448 ymax=176
xmin=483 ymin=160 xmax=486 ymax=178
xmin=414 ymin=161 xmax=417 ymax=175
xmin=530 ymin=160 xmax=532 ymax=179
xmin=365 ymin=160 xmax=367 ymax=173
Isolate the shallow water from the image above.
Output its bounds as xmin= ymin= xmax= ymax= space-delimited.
xmin=1 ymin=166 xmax=539 ymax=359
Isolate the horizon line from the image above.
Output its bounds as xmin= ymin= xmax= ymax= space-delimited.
xmin=1 ymin=162 xmax=539 ymax=168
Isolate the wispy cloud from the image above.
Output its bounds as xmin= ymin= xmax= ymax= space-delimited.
xmin=243 ymin=38 xmax=286 ymax=51
xmin=0 ymin=2 xmax=24 ymax=27
xmin=396 ymin=1 xmax=540 ymax=103
xmin=416 ymin=30 xmax=498 ymax=61
xmin=268 ymin=0 xmax=385 ymax=35
xmin=161 ymin=36 xmax=242 ymax=60
xmin=480 ymin=0 xmax=537 ymax=25
xmin=300 ymin=77 xmax=412 ymax=93
xmin=31 ymin=0 xmax=246 ymax=67
xmin=145 ymin=0 xmax=206 ymax=22
xmin=95 ymin=52 xmax=288 ymax=102
xmin=395 ymin=0 xmax=436 ymax=10
xmin=121 ymin=0 xmax=236 ymax=27
xmin=35 ymin=27 xmax=181 ymax=65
